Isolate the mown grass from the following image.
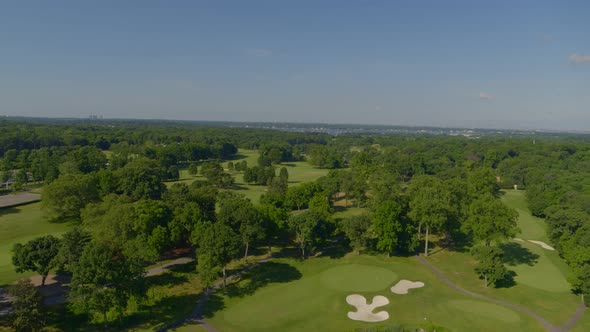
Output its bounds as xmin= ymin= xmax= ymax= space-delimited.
xmin=427 ymin=190 xmax=581 ymax=326
xmin=204 ymin=254 xmax=542 ymax=332
xmin=0 ymin=202 xmax=73 ymax=286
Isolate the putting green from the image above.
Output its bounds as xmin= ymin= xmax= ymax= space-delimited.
xmin=320 ymin=264 xmax=398 ymax=292
xmin=446 ymin=300 xmax=521 ymax=323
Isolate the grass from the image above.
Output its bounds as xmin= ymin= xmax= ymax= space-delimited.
xmin=501 ymin=190 xmax=548 ymax=241
xmin=427 ymin=189 xmax=581 ymax=326
xmin=167 ymin=149 xmax=329 ymax=204
xmin=0 ymin=202 xmax=73 ymax=286
xmin=204 ymin=254 xmax=542 ymax=332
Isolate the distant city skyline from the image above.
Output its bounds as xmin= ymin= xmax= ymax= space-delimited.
xmin=0 ymin=1 xmax=588 ymax=130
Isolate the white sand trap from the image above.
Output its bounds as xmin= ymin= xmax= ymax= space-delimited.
xmin=528 ymin=240 xmax=555 ymax=251
xmin=513 ymin=238 xmax=524 ymax=242
xmin=390 ymin=280 xmax=425 ymax=294
xmin=346 ymin=294 xmax=389 ymax=322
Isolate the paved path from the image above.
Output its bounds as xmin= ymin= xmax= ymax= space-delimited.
xmin=0 ymin=192 xmax=41 ymax=208
xmin=156 ymin=256 xmax=274 ymax=332
xmin=417 ymin=255 xmax=586 ymax=332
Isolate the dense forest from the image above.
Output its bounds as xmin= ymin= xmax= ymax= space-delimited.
xmin=2 ymin=118 xmax=590 ymax=330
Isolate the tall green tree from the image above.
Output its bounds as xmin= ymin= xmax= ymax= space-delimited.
xmin=288 ymin=210 xmax=330 ymax=259
xmin=57 ymin=227 xmax=92 ymax=274
xmin=462 ymin=194 xmax=519 ymax=246
xmin=408 ymin=175 xmax=451 ymax=256
xmin=342 ymin=214 xmax=372 ymax=255
xmin=42 ymin=173 xmax=99 ymax=221
xmin=192 ymin=222 xmax=240 ymax=287
xmin=69 ymin=242 xmax=145 ymax=327
xmin=471 ymin=245 xmax=510 ymax=287
xmin=371 ymin=201 xmax=414 ymax=256
xmin=8 ymin=279 xmax=45 ymax=332
xmin=12 ymin=235 xmax=61 ymax=286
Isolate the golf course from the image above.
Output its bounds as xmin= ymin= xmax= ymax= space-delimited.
xmin=165 ymin=190 xmax=588 ymax=332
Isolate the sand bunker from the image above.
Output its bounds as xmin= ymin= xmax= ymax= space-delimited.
xmin=390 ymin=280 xmax=425 ymax=294
xmin=346 ymin=294 xmax=389 ymax=322
xmin=528 ymin=240 xmax=555 ymax=251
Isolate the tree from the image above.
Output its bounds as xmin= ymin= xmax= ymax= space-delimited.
xmin=462 ymin=194 xmax=519 ymax=246
xmin=371 ymin=201 xmax=413 ymax=256
xmin=12 ymin=235 xmax=61 ymax=286
xmin=342 ymin=214 xmax=372 ymax=254
xmin=279 ymin=167 xmax=289 ymax=180
xmin=471 ymin=245 xmax=510 ymax=287
xmin=57 ymin=227 xmax=92 ymax=273
xmin=192 ymin=222 xmax=240 ymax=287
xmin=408 ymin=175 xmax=451 ymax=256
xmin=188 ymin=163 xmax=199 ymax=175
xmin=8 ymin=279 xmax=44 ymax=332
xmin=115 ymin=157 xmax=167 ymax=200
xmin=288 ymin=210 xmax=330 ymax=259
xmin=467 ymin=167 xmax=500 ymax=198
xmin=42 ymin=173 xmax=99 ymax=221
xmin=70 ymin=242 xmax=145 ymax=327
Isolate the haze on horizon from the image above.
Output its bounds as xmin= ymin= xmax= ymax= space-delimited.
xmin=0 ymin=1 xmax=588 ymax=131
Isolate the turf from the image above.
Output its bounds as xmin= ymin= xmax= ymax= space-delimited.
xmin=0 ymin=202 xmax=73 ymax=286
xmin=205 ymin=254 xmax=542 ymax=332
xmin=501 ymin=190 xmax=548 ymax=241
xmin=428 ymin=190 xmax=580 ymax=325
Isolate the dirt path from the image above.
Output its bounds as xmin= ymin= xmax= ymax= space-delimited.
xmin=417 ymin=255 xmax=586 ymax=332
xmin=156 ymin=256 xmax=274 ymax=332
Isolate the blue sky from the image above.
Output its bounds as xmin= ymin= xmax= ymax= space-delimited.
xmin=0 ymin=1 xmax=588 ymax=130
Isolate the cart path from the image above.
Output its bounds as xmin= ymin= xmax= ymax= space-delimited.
xmin=156 ymin=256 xmax=274 ymax=332
xmin=417 ymin=255 xmax=586 ymax=332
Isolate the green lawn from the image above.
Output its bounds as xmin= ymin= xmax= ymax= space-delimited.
xmin=0 ymin=202 xmax=73 ymax=286
xmin=204 ymin=254 xmax=542 ymax=332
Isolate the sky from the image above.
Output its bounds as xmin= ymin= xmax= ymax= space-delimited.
xmin=0 ymin=1 xmax=589 ymax=130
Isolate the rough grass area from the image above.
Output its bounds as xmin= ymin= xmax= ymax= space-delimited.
xmin=0 ymin=202 xmax=73 ymax=286
xmin=204 ymin=254 xmax=541 ymax=332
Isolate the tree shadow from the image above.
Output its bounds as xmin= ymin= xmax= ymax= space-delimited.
xmin=145 ymin=273 xmax=189 ymax=288
xmin=499 ymin=242 xmax=539 ymax=266
xmin=202 ymin=293 xmax=226 ymax=318
xmin=0 ymin=206 xmax=19 ymax=217
xmin=222 ymin=262 xmax=302 ymax=298
xmin=495 ymin=270 xmax=517 ymax=288
xmin=225 ymin=154 xmax=248 ymax=161
xmin=123 ymin=293 xmax=201 ymax=330
xmin=318 ymin=240 xmax=348 ymax=259
xmin=167 ymin=261 xmax=196 ymax=274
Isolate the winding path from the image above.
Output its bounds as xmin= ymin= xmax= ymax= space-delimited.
xmin=417 ymin=255 xmax=586 ymax=332
xmin=156 ymin=256 xmax=274 ymax=332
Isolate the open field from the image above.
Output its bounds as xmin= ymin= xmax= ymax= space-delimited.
xmin=0 ymin=202 xmax=73 ymax=286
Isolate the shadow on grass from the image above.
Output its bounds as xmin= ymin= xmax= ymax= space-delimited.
xmin=496 ymin=270 xmax=517 ymax=288
xmin=146 ymin=273 xmax=189 ymax=288
xmin=223 ymin=262 xmax=302 ymax=299
xmin=499 ymin=242 xmax=539 ymax=266
xmin=124 ymin=293 xmax=201 ymax=330
xmin=202 ymin=293 xmax=226 ymax=318
xmin=168 ymin=261 xmax=197 ymax=274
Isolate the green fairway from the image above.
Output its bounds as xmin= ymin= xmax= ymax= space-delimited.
xmin=501 ymin=190 xmax=548 ymax=241
xmin=427 ymin=190 xmax=580 ymax=325
xmin=205 ymin=254 xmax=542 ymax=332
xmin=0 ymin=202 xmax=73 ymax=286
